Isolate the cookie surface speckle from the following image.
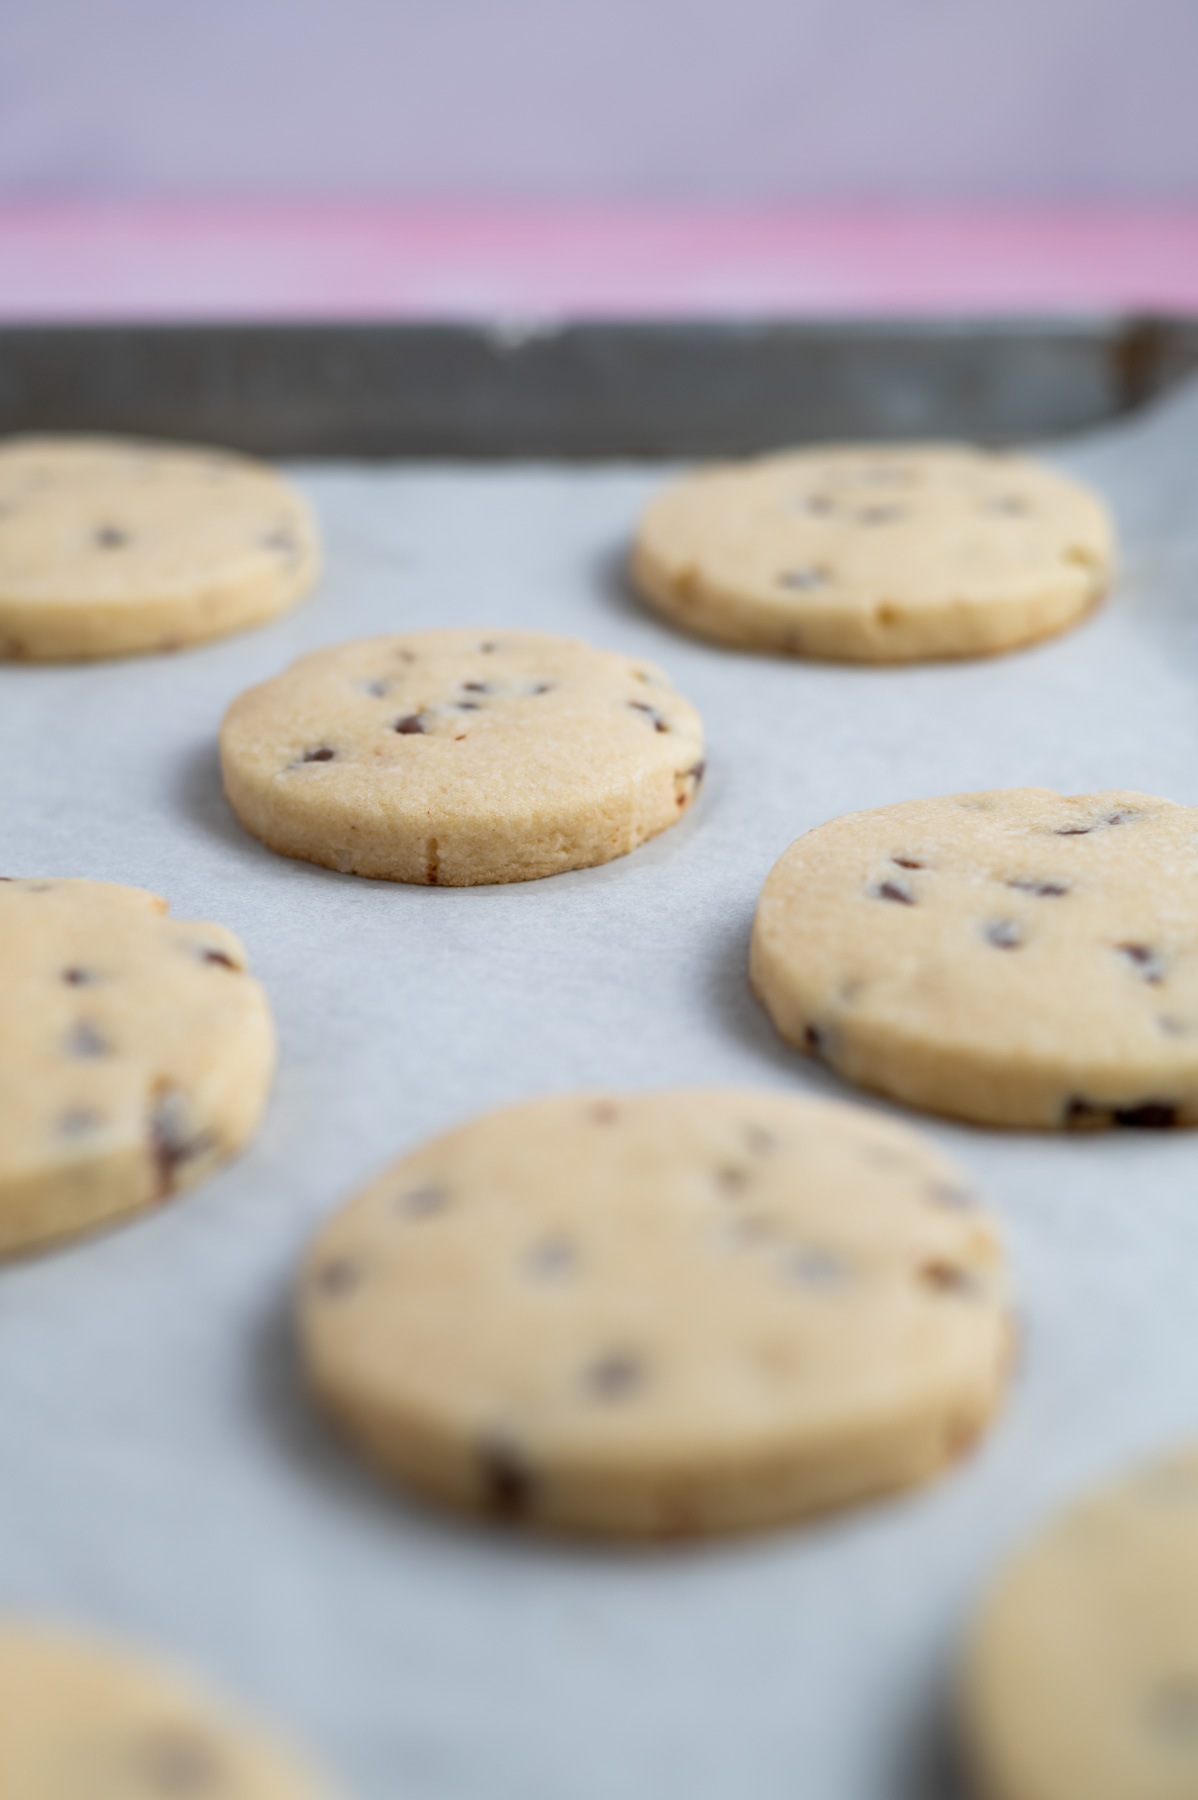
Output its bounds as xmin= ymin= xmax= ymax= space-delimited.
xmin=0 ymin=435 xmax=319 ymax=660
xmin=298 ymin=1089 xmax=1010 ymax=1538
xmin=963 ymin=1445 xmax=1198 ymax=1800
xmin=0 ymin=1624 xmax=334 ymax=1797
xmin=750 ymin=787 xmax=1198 ymax=1129
xmin=632 ymin=444 xmax=1112 ymax=661
xmin=0 ymin=879 xmax=275 ymax=1258
xmin=219 ymin=630 xmax=705 ymax=885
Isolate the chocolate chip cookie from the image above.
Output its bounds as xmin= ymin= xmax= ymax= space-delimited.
xmin=299 ymin=1089 xmax=1010 ymax=1538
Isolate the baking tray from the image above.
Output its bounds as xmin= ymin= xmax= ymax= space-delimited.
xmin=4 ymin=316 xmax=1198 ymax=1800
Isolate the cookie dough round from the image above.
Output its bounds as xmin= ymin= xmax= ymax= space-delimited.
xmin=963 ymin=1445 xmax=1198 ymax=1800
xmin=751 ymin=788 xmax=1198 ymax=1131
xmin=0 ymin=435 xmax=319 ymax=660
xmin=299 ymin=1089 xmax=1010 ymax=1538
xmin=0 ymin=1623 xmax=333 ymax=1798
xmin=0 ymin=878 xmax=275 ymax=1258
xmin=631 ymin=443 xmax=1112 ymax=661
xmin=219 ymin=629 xmax=706 ymax=886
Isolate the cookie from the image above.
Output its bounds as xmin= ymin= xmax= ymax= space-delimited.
xmin=0 ymin=878 xmax=275 ymax=1258
xmin=963 ymin=1445 xmax=1198 ymax=1800
xmin=0 ymin=435 xmax=319 ymax=660
xmin=0 ymin=1623 xmax=333 ymax=1797
xmin=750 ymin=788 xmax=1198 ymax=1131
xmin=298 ymin=1089 xmax=1010 ymax=1538
xmin=631 ymin=443 xmax=1112 ymax=661
xmin=219 ymin=629 xmax=705 ymax=886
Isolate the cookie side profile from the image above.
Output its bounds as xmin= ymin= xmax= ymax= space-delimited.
xmin=299 ymin=1089 xmax=1010 ymax=1539
xmin=751 ymin=788 xmax=1198 ymax=1130
xmin=632 ymin=444 xmax=1112 ymax=662
xmin=220 ymin=629 xmax=705 ymax=885
xmin=0 ymin=1623 xmax=335 ymax=1798
xmin=0 ymin=435 xmax=319 ymax=660
xmin=962 ymin=1446 xmax=1198 ymax=1800
xmin=0 ymin=878 xmax=275 ymax=1258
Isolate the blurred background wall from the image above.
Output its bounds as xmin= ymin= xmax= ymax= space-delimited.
xmin=3 ymin=0 xmax=1198 ymax=200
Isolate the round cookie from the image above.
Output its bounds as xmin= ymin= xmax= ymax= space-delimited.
xmin=219 ymin=629 xmax=705 ymax=886
xmin=298 ymin=1089 xmax=1010 ymax=1539
xmin=750 ymin=787 xmax=1198 ymax=1131
xmin=631 ymin=443 xmax=1112 ymax=661
xmin=0 ymin=1623 xmax=334 ymax=1797
xmin=0 ymin=878 xmax=275 ymax=1258
xmin=963 ymin=1445 xmax=1198 ymax=1800
xmin=0 ymin=434 xmax=319 ymax=660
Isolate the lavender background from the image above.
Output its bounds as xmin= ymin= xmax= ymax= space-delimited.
xmin=2 ymin=0 xmax=1197 ymax=199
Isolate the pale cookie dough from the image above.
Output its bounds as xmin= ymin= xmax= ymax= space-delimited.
xmin=298 ymin=1089 xmax=1010 ymax=1539
xmin=220 ymin=629 xmax=705 ymax=886
xmin=0 ymin=878 xmax=275 ymax=1258
xmin=963 ymin=1445 xmax=1198 ymax=1800
xmin=751 ymin=788 xmax=1198 ymax=1131
xmin=0 ymin=1623 xmax=334 ymax=1798
xmin=631 ymin=443 xmax=1112 ymax=661
xmin=0 ymin=435 xmax=319 ymax=660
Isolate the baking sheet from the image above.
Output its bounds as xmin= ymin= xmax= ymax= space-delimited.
xmin=5 ymin=378 xmax=1198 ymax=1800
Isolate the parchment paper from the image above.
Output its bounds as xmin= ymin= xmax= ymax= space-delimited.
xmin=5 ymin=378 xmax=1198 ymax=1800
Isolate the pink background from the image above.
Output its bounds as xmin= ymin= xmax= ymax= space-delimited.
xmin=2 ymin=0 xmax=1197 ymax=316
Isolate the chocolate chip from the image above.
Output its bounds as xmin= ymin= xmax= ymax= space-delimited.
xmin=61 ymin=966 xmax=93 ymax=985
xmin=778 ymin=566 xmax=828 ymax=590
xmin=398 ymin=1184 xmax=448 ymax=1218
xmin=1067 ymin=1097 xmax=1179 ymax=1130
xmin=1117 ymin=1102 xmax=1179 ymax=1129
xmin=1008 ymin=878 xmax=1069 ymax=897
xmin=629 ymin=700 xmax=669 ymax=732
xmin=478 ymin=1436 xmax=534 ymax=1518
xmin=927 ymin=1180 xmax=975 ymax=1210
xmin=93 ymin=525 xmax=129 ymax=549
xmin=316 ymin=1258 xmax=362 ymax=1297
xmin=744 ymin=1125 xmax=777 ymax=1155
xmin=149 ymin=1090 xmax=210 ymax=1198
xmin=457 ymin=701 xmax=481 ymax=711
xmin=585 ymin=1351 xmax=645 ymax=1399
xmin=462 ymin=681 xmax=489 ymax=692
xmin=531 ymin=682 xmax=553 ymax=695
xmin=874 ymin=879 xmax=915 ymax=905
xmin=893 ymin=856 xmax=924 ymax=869
xmin=1147 ymin=1677 xmax=1198 ymax=1742
xmin=787 ymin=1246 xmax=848 ymax=1289
xmin=136 ymin=1726 xmax=223 ymax=1791
xmin=687 ymin=760 xmax=706 ymax=784
xmin=525 ymin=1235 xmax=577 ymax=1279
xmin=716 ymin=1165 xmax=750 ymax=1193
xmin=301 ymin=746 xmax=335 ymax=762
xmin=363 ymin=679 xmax=390 ymax=697
xmin=394 ymin=714 xmax=425 ymax=734
xmin=1106 ymin=809 xmax=1141 ymax=826
xmin=1053 ymin=824 xmax=1093 ymax=836
xmin=1119 ymin=943 xmax=1165 ymax=983
xmin=985 ymin=919 xmax=1023 ymax=949
xmin=67 ymin=1020 xmax=109 ymax=1058
xmin=201 ymin=949 xmax=237 ymax=969
xmin=920 ymin=1260 xmax=979 ymax=1296
xmin=479 ymin=641 xmax=497 ymax=653
xmin=590 ymin=1102 xmax=619 ymax=1125
xmin=804 ymin=1024 xmax=823 ymax=1054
